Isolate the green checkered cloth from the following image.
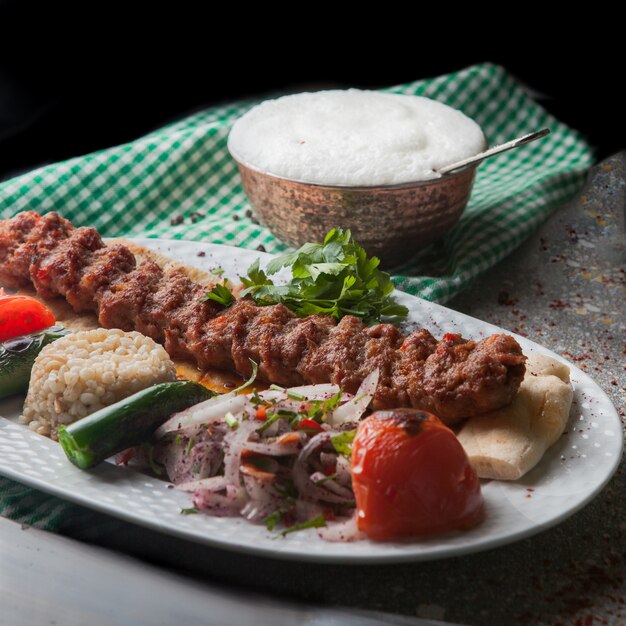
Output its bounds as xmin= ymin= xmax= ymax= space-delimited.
xmin=0 ymin=63 xmax=593 ymax=532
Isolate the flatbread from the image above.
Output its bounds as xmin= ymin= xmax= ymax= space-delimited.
xmin=456 ymin=353 xmax=573 ymax=480
xmin=115 ymin=239 xmax=219 ymax=288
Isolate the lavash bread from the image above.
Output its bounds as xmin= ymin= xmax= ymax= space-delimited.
xmin=457 ymin=353 xmax=573 ymax=480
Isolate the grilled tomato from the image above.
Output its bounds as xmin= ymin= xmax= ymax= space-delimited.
xmin=351 ymin=408 xmax=484 ymax=540
xmin=0 ymin=292 xmax=56 ymax=341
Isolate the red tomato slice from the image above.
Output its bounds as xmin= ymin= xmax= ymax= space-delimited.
xmin=0 ymin=293 xmax=56 ymax=341
xmin=351 ymin=409 xmax=484 ymax=541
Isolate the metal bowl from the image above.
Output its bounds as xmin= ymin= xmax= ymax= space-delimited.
xmin=231 ymin=154 xmax=479 ymax=268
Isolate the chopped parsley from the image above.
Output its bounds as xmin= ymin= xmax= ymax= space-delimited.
xmin=203 ymin=283 xmax=234 ymax=307
xmin=256 ymin=410 xmax=282 ymax=434
xmin=306 ymin=389 xmax=344 ymax=423
xmin=263 ymin=510 xmax=281 ymax=531
xmin=279 ymin=514 xmax=326 ymax=537
xmin=239 ymin=228 xmax=408 ymax=325
xmin=185 ymin=436 xmax=196 ymax=457
xmin=250 ymin=388 xmax=268 ymax=409
xmin=330 ymin=429 xmax=357 ymax=458
xmin=180 ymin=506 xmax=199 ymax=515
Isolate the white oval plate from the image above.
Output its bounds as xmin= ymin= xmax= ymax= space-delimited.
xmin=0 ymin=239 xmax=622 ymax=563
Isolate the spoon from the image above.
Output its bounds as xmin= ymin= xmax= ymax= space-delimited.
xmin=437 ymin=128 xmax=551 ymax=175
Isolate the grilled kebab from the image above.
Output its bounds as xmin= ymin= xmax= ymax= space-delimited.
xmin=0 ymin=211 xmax=526 ymax=424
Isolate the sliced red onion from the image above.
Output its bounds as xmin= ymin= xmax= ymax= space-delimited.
xmin=319 ymin=451 xmax=337 ymax=468
xmin=177 ymin=475 xmax=227 ymax=493
xmin=159 ymin=430 xmax=226 ymax=486
xmin=257 ymin=389 xmax=288 ymax=402
xmin=317 ymin=513 xmax=365 ymax=542
xmin=293 ymin=432 xmax=354 ymax=504
xmin=334 ymin=455 xmax=352 ymax=487
xmin=285 ymin=383 xmax=343 ymax=399
xmin=310 ymin=472 xmax=355 ymax=499
xmin=223 ymin=419 xmax=258 ymax=487
xmin=240 ymin=474 xmax=281 ymax=522
xmin=329 ymin=369 xmax=379 ymax=426
xmin=162 ymin=380 xmax=373 ymax=541
xmin=243 ymin=435 xmax=303 ymax=456
xmin=309 ymin=471 xmax=327 ymax=484
xmin=156 ymin=393 xmax=251 ymax=437
xmin=155 ymin=436 xmax=188 ymax=482
xmin=270 ymin=398 xmax=312 ymax=413
xmin=295 ymin=499 xmax=325 ymax=522
xmin=193 ymin=484 xmax=248 ymax=517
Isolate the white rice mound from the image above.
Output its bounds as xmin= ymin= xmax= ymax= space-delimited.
xmin=20 ymin=328 xmax=176 ymax=439
xmin=228 ymin=89 xmax=486 ymax=186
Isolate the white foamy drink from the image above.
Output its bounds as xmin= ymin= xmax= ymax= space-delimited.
xmin=228 ymin=90 xmax=486 ymax=186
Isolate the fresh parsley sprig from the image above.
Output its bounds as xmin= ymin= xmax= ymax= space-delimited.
xmin=202 ymin=283 xmax=234 ymax=307
xmin=239 ymin=228 xmax=408 ymax=325
xmin=331 ymin=429 xmax=357 ymax=458
xmin=278 ymin=514 xmax=326 ymax=537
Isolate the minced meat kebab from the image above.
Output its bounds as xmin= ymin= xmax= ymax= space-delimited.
xmin=0 ymin=211 xmax=526 ymax=424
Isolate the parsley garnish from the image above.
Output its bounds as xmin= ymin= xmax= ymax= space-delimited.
xmin=306 ymin=389 xmax=344 ymax=423
xmin=185 ymin=436 xmax=196 ymax=457
xmin=279 ymin=514 xmax=326 ymax=537
xmin=180 ymin=506 xmax=199 ymax=515
xmin=250 ymin=388 xmax=268 ymax=409
xmin=203 ymin=283 xmax=234 ymax=307
xmin=239 ymin=228 xmax=408 ymax=325
xmin=330 ymin=430 xmax=357 ymax=458
xmin=256 ymin=410 xmax=282 ymax=434
xmin=264 ymin=510 xmax=281 ymax=531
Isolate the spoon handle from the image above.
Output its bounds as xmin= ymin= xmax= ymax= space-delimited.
xmin=438 ymin=128 xmax=551 ymax=175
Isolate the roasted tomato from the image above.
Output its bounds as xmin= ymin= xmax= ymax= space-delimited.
xmin=351 ymin=408 xmax=484 ymax=540
xmin=0 ymin=292 xmax=56 ymax=341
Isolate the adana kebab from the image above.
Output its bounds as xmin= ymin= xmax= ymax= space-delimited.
xmin=0 ymin=212 xmax=526 ymax=425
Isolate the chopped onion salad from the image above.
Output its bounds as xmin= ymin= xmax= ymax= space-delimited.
xmin=149 ymin=371 xmax=379 ymax=541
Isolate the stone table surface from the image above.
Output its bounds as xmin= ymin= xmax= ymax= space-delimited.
xmin=3 ymin=154 xmax=624 ymax=626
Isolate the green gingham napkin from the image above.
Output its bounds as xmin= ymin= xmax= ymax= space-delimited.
xmin=0 ymin=63 xmax=593 ymax=531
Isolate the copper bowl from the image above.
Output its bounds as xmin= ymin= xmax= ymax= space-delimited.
xmin=230 ymin=155 xmax=479 ymax=268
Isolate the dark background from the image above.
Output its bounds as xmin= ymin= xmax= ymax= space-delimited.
xmin=0 ymin=4 xmax=622 ymax=182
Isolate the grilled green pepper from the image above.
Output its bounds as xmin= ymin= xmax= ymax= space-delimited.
xmin=58 ymin=381 xmax=215 ymax=469
xmin=0 ymin=326 xmax=70 ymax=399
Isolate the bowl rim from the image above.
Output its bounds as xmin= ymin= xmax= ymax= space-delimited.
xmin=228 ymin=147 xmax=482 ymax=191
